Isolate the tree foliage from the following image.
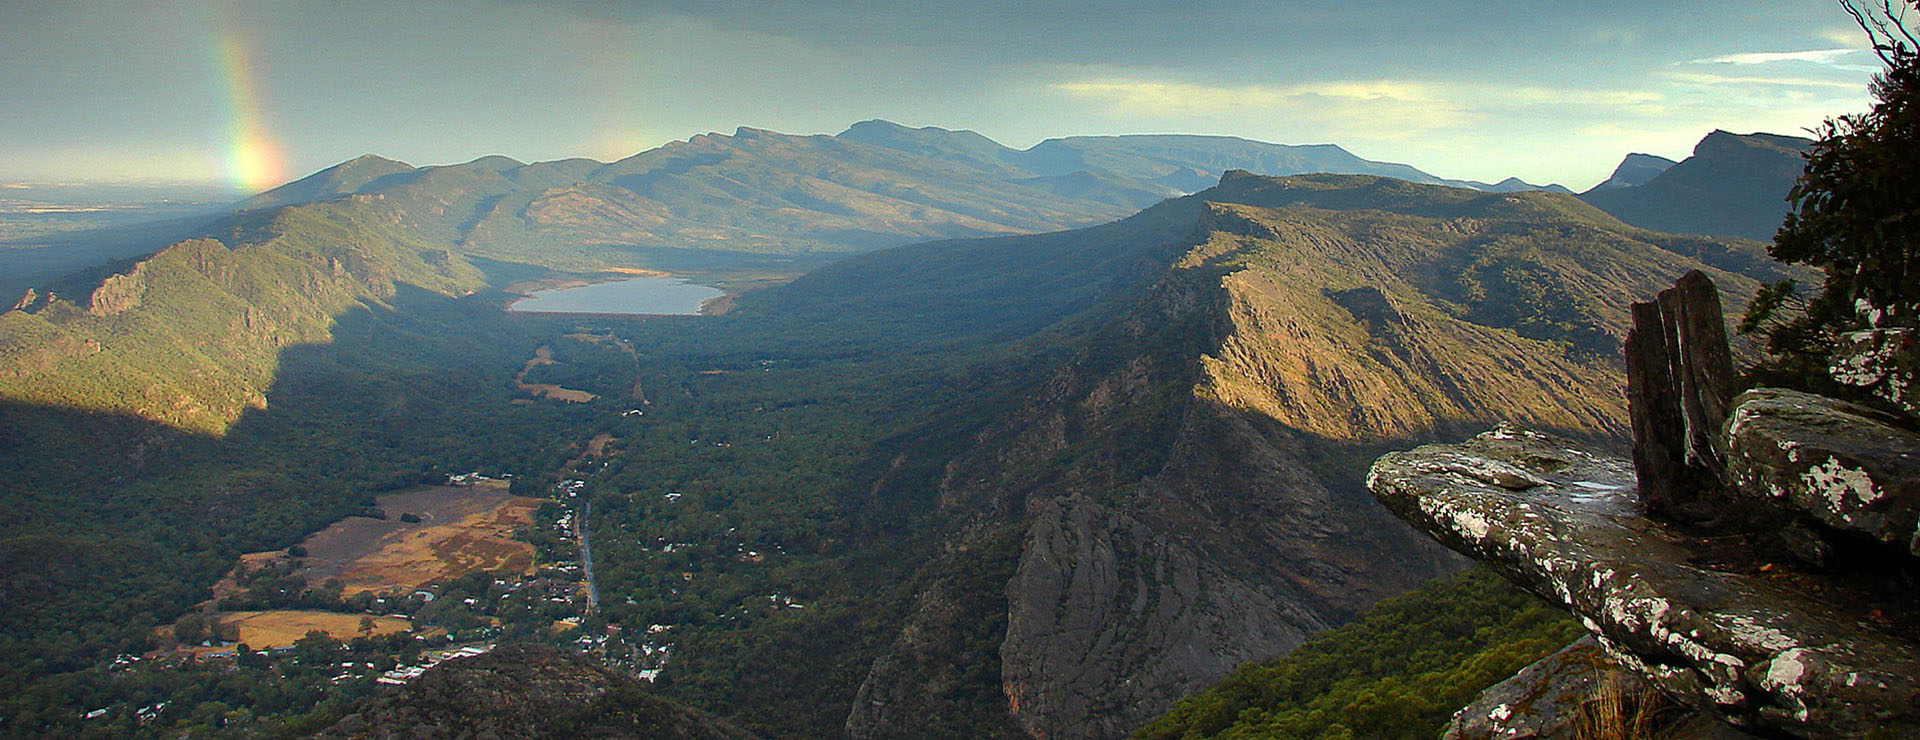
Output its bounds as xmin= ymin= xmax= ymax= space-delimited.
xmin=1747 ymin=2 xmax=1920 ymax=385
xmin=1129 ymin=569 xmax=1582 ymax=740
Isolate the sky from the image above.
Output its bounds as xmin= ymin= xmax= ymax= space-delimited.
xmin=0 ymin=1 xmax=1887 ymax=192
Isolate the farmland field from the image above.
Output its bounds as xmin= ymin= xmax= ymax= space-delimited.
xmin=215 ymin=611 xmax=412 ymax=649
xmin=287 ymin=484 xmax=542 ymax=596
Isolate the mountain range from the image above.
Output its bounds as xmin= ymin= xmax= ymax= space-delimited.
xmin=225 ymin=121 xmax=1570 ymax=273
xmin=0 ymin=123 xmax=1815 ymax=739
xmin=7 ymin=123 xmax=1794 ymax=309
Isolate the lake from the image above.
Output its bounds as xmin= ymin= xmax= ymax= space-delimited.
xmin=507 ymin=276 xmax=723 ymax=315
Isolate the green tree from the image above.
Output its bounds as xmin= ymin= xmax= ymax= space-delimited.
xmin=172 ymin=613 xmax=209 ymax=645
xmin=1748 ymin=1 xmax=1920 ymax=385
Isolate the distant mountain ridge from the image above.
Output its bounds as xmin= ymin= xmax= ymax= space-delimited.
xmin=1581 ymin=130 xmax=1812 ymax=240
xmin=229 ymin=120 xmax=1570 ymax=274
xmin=1585 ymin=152 xmax=1678 ymax=192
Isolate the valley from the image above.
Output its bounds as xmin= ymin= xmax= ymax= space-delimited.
xmin=0 ymin=127 xmax=1823 ymax=740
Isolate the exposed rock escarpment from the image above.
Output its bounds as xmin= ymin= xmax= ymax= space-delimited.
xmin=1000 ymin=496 xmax=1334 ymax=740
xmin=1369 ymin=426 xmax=1920 ymax=739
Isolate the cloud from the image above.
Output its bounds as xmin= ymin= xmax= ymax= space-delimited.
xmin=1693 ymin=48 xmax=1864 ymax=65
xmin=1050 ymin=78 xmax=1445 ymax=115
xmin=1048 ymin=78 xmax=1470 ymax=141
xmin=1049 ymin=77 xmax=1672 ymax=124
xmin=1665 ymin=71 xmax=1868 ymax=90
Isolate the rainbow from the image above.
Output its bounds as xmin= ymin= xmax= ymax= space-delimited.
xmin=214 ymin=28 xmax=287 ymax=192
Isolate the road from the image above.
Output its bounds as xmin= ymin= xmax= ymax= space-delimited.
xmin=577 ymin=500 xmax=600 ymax=614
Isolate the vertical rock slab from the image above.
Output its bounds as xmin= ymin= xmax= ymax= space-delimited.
xmin=1625 ymin=270 xmax=1737 ymax=519
xmin=1368 ymin=426 xmax=1920 ymax=739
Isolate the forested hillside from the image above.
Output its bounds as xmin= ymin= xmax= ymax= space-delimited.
xmin=0 ymin=198 xmax=484 ymax=433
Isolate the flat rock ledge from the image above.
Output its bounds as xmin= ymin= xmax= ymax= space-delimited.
xmin=1368 ymin=425 xmax=1920 ymax=739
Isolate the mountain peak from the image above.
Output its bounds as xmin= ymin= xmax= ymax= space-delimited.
xmin=841 ymin=118 xmax=914 ymax=135
xmin=733 ymin=126 xmax=781 ymax=140
xmin=1580 ymin=129 xmax=1813 ymax=239
xmin=342 ymin=153 xmax=411 ymax=169
xmin=461 ymin=154 xmax=526 ymax=171
xmin=1584 ymin=153 xmax=1679 ymax=193
xmin=237 ymin=153 xmax=413 ymax=210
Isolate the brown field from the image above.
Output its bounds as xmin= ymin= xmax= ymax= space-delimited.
xmin=604 ymin=267 xmax=670 ymax=277
xmin=215 ymin=611 xmax=412 ymax=649
xmin=516 ymin=345 xmax=599 ymax=403
xmin=274 ymin=485 xmax=541 ymax=596
xmin=522 ymin=383 xmax=597 ymax=402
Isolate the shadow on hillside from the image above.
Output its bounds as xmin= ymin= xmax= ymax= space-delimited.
xmin=0 ymin=283 xmax=632 ymax=675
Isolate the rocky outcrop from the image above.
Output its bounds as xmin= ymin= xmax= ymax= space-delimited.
xmin=1445 ymin=635 xmax=1763 ymax=740
xmin=1445 ymin=636 xmax=1625 ymax=740
xmin=1625 ymin=269 xmax=1737 ymax=519
xmin=319 ymin=644 xmax=759 ymax=740
xmin=1723 ymin=387 xmax=1920 ymax=557
xmin=85 ymin=263 xmax=146 ymax=316
xmin=9 ymin=288 xmax=40 ymax=313
xmin=1369 ymin=426 xmax=1920 ymax=739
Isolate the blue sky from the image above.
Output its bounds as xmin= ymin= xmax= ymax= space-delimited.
xmin=0 ymin=1 xmax=1882 ymax=190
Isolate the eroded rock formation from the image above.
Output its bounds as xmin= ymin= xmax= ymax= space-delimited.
xmin=1624 ymin=269 xmax=1737 ymax=520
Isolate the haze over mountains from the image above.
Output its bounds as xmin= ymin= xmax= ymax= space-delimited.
xmin=3 ymin=122 xmax=1796 ymax=307
xmin=223 ymin=121 xmax=1571 ymax=272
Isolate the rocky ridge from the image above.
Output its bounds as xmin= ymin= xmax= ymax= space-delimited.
xmin=845 ymin=174 xmax=1794 ymax=740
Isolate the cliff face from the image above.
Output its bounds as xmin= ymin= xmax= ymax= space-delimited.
xmin=850 ymin=174 xmax=1793 ymax=740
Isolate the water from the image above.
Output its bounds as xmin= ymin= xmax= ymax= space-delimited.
xmin=508 ymin=276 xmax=723 ymax=315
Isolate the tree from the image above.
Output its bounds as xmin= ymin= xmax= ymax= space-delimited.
xmin=173 ymin=613 xmax=209 ymax=645
xmin=1746 ymin=1 xmax=1920 ymax=386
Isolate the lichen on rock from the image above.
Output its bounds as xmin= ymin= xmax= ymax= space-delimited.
xmin=1722 ymin=387 xmax=1920 ymax=557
